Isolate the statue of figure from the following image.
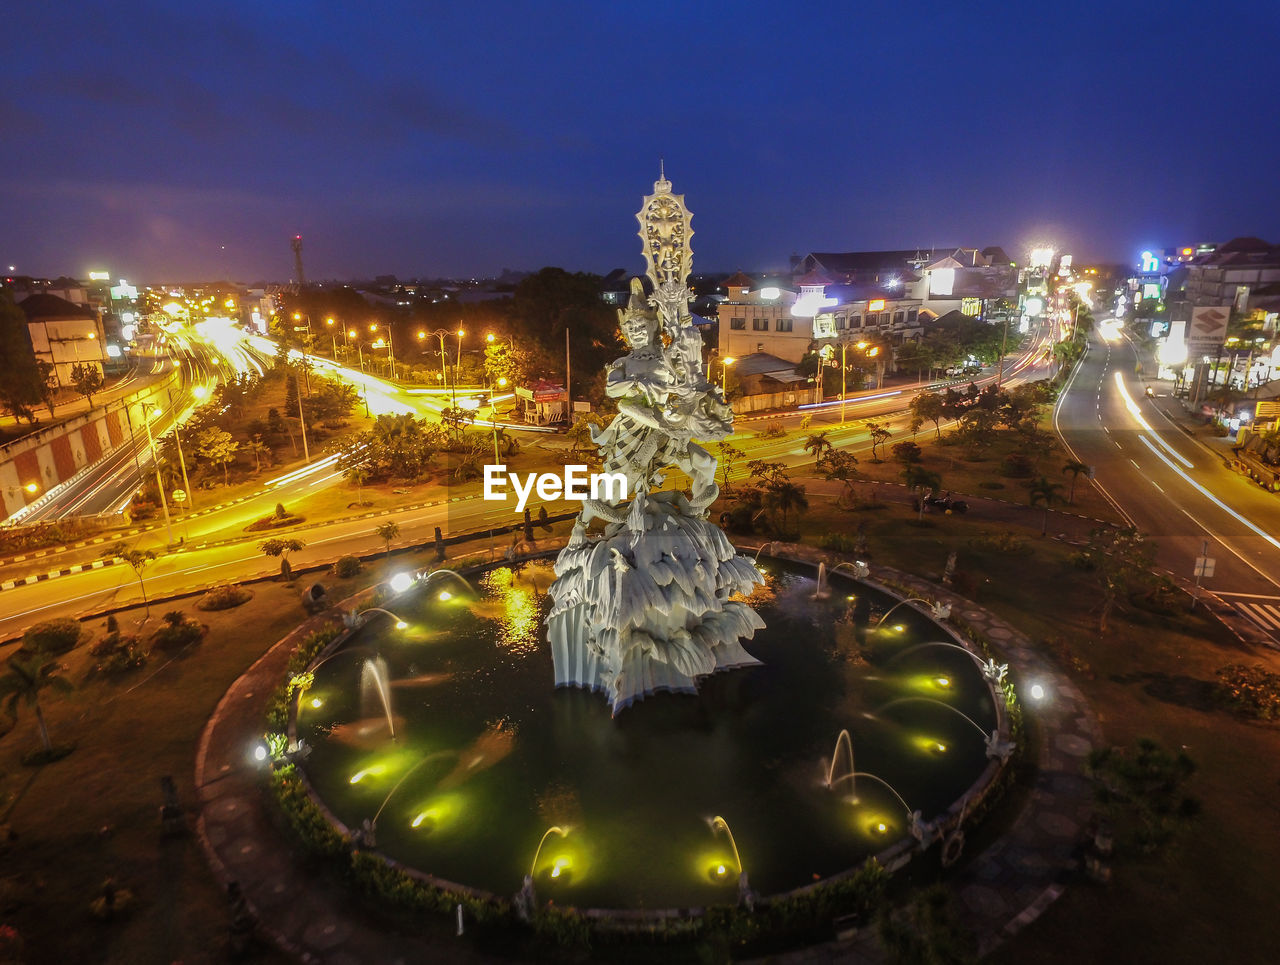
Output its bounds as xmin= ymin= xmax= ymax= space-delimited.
xmin=547 ymin=173 xmax=764 ymax=715
xmin=573 ymin=278 xmax=731 ymax=540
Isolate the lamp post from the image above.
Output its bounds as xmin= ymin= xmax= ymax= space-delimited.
xmin=140 ymin=401 xmax=174 ymax=546
xmin=455 ymin=328 xmax=465 ymax=407
xmin=430 ymin=329 xmax=451 ymax=399
xmin=166 ymin=386 xmax=199 ymax=513
xmin=720 ymin=355 xmax=735 ymax=392
xmin=325 ymin=317 xmax=339 ymax=359
xmin=291 ymin=312 xmax=314 ymax=395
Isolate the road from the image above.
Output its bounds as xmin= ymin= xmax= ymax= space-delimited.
xmin=1054 ymin=323 xmax=1280 ymax=640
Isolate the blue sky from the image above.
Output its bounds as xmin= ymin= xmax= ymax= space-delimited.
xmin=3 ymin=0 xmax=1278 ymax=281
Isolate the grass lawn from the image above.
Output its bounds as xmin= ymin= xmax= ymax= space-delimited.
xmin=774 ymin=493 xmax=1280 ymax=963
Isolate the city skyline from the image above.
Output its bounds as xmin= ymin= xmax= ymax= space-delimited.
xmin=3 ymin=0 xmax=1279 ymax=282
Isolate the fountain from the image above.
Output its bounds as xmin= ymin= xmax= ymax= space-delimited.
xmin=360 ymin=657 xmax=396 ymax=741
xmin=824 ymin=729 xmax=856 ymax=800
xmin=876 ymin=697 xmax=1014 ymax=761
xmin=290 ymin=177 xmax=1010 ymax=912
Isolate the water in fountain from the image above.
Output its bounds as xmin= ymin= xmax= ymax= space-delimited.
xmin=372 ymin=750 xmax=457 ymax=826
xmin=833 ymin=772 xmax=915 ymax=818
xmin=361 ymin=656 xmax=396 ymax=740
xmin=875 ymin=598 xmax=935 ymax=628
xmin=709 ymin=815 xmax=744 ymax=876
xmin=824 ymin=728 xmax=856 ymax=799
xmin=886 ymin=640 xmax=988 ymax=668
xmin=812 ymin=562 xmax=830 ymax=600
xmin=876 ymin=697 xmax=990 ymax=741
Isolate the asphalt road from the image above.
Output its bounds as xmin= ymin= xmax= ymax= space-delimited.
xmin=1054 ymin=326 xmax=1280 ymax=640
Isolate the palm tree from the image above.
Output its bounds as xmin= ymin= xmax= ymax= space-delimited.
xmin=904 ymin=465 xmax=942 ymax=521
xmin=347 ymin=465 xmax=369 ymax=504
xmin=821 ymin=449 xmax=860 ymax=509
xmin=1029 ymin=476 xmax=1065 ymax=536
xmin=1 ymin=655 xmax=73 ymax=755
xmin=764 ymin=480 xmax=808 ymax=534
xmin=1062 ymin=459 xmax=1090 ymax=504
xmin=375 ymin=521 xmax=400 ymax=557
xmin=108 ymin=543 xmax=156 ymax=617
xmin=803 ymin=431 xmax=834 ymax=470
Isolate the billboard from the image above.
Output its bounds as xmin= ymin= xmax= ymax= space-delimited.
xmin=928 ymin=264 xmax=1019 ymax=299
xmin=1187 ymin=306 xmax=1230 ymax=359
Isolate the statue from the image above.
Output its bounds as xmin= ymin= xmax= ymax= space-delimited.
xmin=547 ymin=172 xmax=765 ymax=714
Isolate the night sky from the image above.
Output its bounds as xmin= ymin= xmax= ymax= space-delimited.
xmin=3 ymin=1 xmax=1279 ymax=283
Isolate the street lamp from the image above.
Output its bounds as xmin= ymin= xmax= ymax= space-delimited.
xmin=139 ymin=401 xmax=174 ymax=546
xmin=430 ymin=329 xmax=451 ymax=399
xmin=720 ymin=355 xmax=735 ymax=392
xmin=455 ymin=329 xmax=465 ymax=406
xmin=325 ymin=317 xmax=338 ymax=359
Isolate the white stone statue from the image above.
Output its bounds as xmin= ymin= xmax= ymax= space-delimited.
xmin=547 ymin=173 xmax=764 ymax=714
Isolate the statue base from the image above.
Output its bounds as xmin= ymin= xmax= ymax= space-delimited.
xmin=546 ymin=492 xmax=765 ymax=715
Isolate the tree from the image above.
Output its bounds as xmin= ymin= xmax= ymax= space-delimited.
xmin=1062 ymin=459 xmax=1090 ymax=504
xmin=375 ymin=521 xmax=400 ymax=557
xmin=820 ymin=449 xmax=861 ymax=509
xmin=1076 ymin=527 xmax=1157 ymax=633
xmin=247 ymin=435 xmax=271 ymax=473
xmin=260 ymin=537 xmax=306 ymax=582
xmin=891 ymin=440 xmax=922 ymax=467
xmin=36 ymin=360 xmax=58 ymax=418
xmin=0 ymin=654 xmax=73 ymax=755
xmin=904 ymin=465 xmax=942 ymax=521
xmin=763 ymin=478 xmax=809 ymax=536
xmin=70 ymin=363 xmax=105 ymax=408
xmin=347 ymin=465 xmax=369 ymax=503
xmin=910 ymin=392 xmax=946 ymax=439
xmin=196 ymin=427 xmax=239 ymax=487
xmin=303 ymin=377 xmax=358 ymax=426
xmin=109 ymin=543 xmax=157 ymax=616
xmin=717 ymin=439 xmax=745 ymax=494
xmin=803 ymin=431 xmax=834 ymax=469
xmin=864 ymin=420 xmax=891 ymax=462
xmin=1029 ymin=476 xmax=1064 ymax=536
xmin=0 ymin=290 xmax=44 ymax=423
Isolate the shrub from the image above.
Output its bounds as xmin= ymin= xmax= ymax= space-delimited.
xmin=758 ymin=420 xmax=788 ymax=440
xmin=1215 ymin=664 xmax=1280 ymax=720
xmin=332 ymin=555 xmax=362 ymax=579
xmin=821 ymin=533 xmax=860 ymax=553
xmin=149 ymin=614 xmax=206 ymax=652
xmin=21 ymin=618 xmax=82 ymax=655
xmin=197 ymin=584 xmax=253 ymax=611
xmin=91 ymin=638 xmax=148 ymax=676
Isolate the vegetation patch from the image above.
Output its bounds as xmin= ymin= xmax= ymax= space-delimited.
xmin=147 ymin=611 xmax=207 ymax=652
xmin=196 ymin=584 xmax=253 ymax=611
xmin=246 ymin=502 xmax=305 ymax=532
xmin=19 ymin=618 xmax=84 ymax=656
xmin=1215 ymin=664 xmax=1280 ymax=720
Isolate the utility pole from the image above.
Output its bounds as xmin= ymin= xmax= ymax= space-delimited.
xmin=141 ymin=402 xmax=174 ymax=547
xmin=565 ymin=327 xmax=571 ymax=424
xmin=297 ymin=379 xmax=310 ymax=463
xmin=292 ymin=235 xmax=305 ymax=287
xmin=166 ymin=388 xmax=194 ymax=512
xmin=997 ymin=314 xmax=1010 ymax=389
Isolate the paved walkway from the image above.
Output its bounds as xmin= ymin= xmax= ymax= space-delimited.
xmin=194 ymin=551 xmax=1101 ymax=963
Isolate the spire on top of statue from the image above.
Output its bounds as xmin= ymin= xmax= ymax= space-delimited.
xmin=637 ymin=166 xmax=693 ymax=298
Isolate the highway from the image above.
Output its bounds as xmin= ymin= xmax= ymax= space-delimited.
xmin=1054 ymin=322 xmax=1280 ymax=640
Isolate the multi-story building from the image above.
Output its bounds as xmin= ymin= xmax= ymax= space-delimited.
xmin=1183 ymin=237 xmax=1280 ymax=312
xmin=17 ymin=293 xmax=107 ymax=387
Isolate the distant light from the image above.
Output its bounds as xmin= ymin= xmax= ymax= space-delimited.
xmin=395 ymin=620 xmax=408 ymax=630
xmin=867 ymin=298 xmax=886 ymax=312
xmin=1029 ymin=683 xmax=1046 ymax=701
xmin=24 ymin=482 xmax=39 ymax=494
xmin=1025 ymin=297 xmax=1045 ymax=316
xmin=310 ymin=697 xmax=323 ymax=709
xmin=439 ymin=591 xmax=452 ymax=602
xmin=936 ymin=676 xmax=951 ymax=688
xmin=193 ymin=385 xmax=210 ymax=400
xmin=105 ymin=344 xmax=122 ymax=358
xmin=253 ymin=744 xmax=268 ymax=762
xmin=121 ymin=312 xmax=135 ymax=323
xmin=759 ymin=286 xmax=780 ymax=300
xmin=389 ymin=572 xmax=414 ymax=594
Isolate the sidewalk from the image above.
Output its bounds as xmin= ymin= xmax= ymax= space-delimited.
xmin=194 ymin=549 xmax=1100 ymax=963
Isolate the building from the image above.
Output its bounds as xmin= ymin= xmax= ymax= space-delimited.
xmin=716 ymin=269 xmax=924 ymax=365
xmin=1182 ymin=237 xmax=1280 ymax=312
xmin=17 ymin=293 xmax=107 ymax=387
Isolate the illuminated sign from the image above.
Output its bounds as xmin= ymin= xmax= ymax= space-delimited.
xmin=759 ymin=286 xmax=780 ymax=300
xmin=812 ymin=313 xmax=837 ymax=339
xmin=1142 ymin=283 xmax=1161 ymax=299
xmin=87 ymin=271 xmax=110 ymax=281
xmin=1059 ymin=254 xmax=1073 ymax=272
xmin=1140 ymin=251 xmax=1160 ymax=273
xmin=867 ymin=299 xmax=886 ymax=312
xmin=961 ymin=298 xmax=982 ymax=317
xmin=1024 ymin=297 xmax=1045 ymax=316
xmin=1029 ymin=247 xmax=1055 ymax=269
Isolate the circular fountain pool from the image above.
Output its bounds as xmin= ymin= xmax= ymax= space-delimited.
xmin=294 ymin=557 xmax=1002 ymax=910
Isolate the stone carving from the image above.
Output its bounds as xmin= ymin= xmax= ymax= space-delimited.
xmin=547 ymin=173 xmax=764 ymax=714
